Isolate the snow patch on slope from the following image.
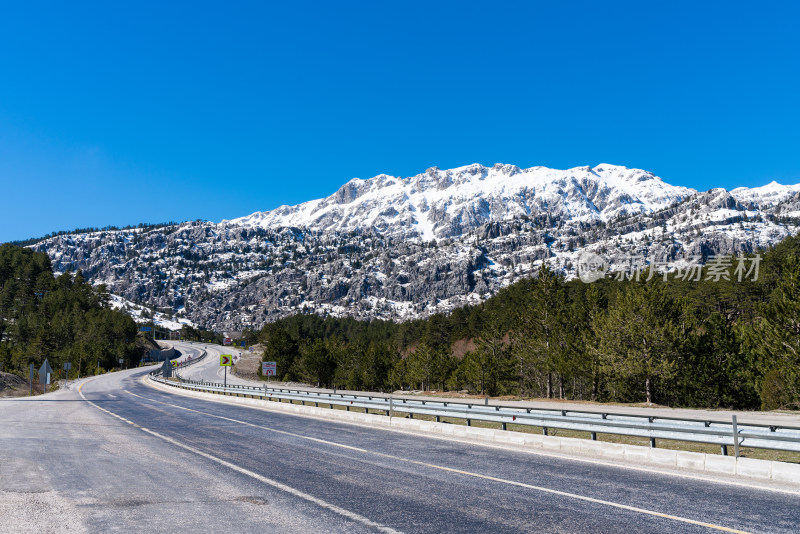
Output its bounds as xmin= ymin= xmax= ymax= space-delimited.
xmin=108 ymin=294 xmax=197 ymax=331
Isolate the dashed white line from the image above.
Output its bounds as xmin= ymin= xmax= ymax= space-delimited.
xmin=78 ymin=382 xmax=402 ymax=534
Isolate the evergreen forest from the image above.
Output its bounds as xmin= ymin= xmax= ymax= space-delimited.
xmin=251 ymin=234 xmax=800 ymax=411
xmin=0 ymin=244 xmax=139 ymax=380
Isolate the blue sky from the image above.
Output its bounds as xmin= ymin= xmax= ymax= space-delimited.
xmin=1 ymin=1 xmax=799 ymax=243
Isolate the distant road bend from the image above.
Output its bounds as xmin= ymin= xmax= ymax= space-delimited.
xmin=1 ymin=360 xmax=798 ymax=533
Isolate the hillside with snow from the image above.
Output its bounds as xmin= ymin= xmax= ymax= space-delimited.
xmin=30 ymin=163 xmax=800 ymax=331
xmin=227 ymin=164 xmax=695 ymax=241
xmin=108 ymin=294 xmax=197 ymax=331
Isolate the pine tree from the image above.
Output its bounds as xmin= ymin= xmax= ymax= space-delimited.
xmin=262 ymin=326 xmax=300 ymax=382
xmin=405 ymin=341 xmax=448 ymax=391
xmin=746 ymin=255 xmax=800 ymax=408
xmin=512 ymin=264 xmax=572 ymax=398
xmin=465 ymin=314 xmax=512 ymax=396
xmin=582 ymin=283 xmax=607 ymax=401
xmin=593 ymin=281 xmax=680 ymax=404
xmin=299 ymin=338 xmax=338 ymax=388
xmin=677 ymin=311 xmax=757 ymax=408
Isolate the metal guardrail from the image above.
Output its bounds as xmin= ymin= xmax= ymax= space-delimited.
xmin=175 ymin=349 xmax=207 ymax=371
xmin=149 ymin=375 xmax=800 ymax=456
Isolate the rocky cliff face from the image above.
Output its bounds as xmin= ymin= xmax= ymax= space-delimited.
xmin=31 ymin=163 xmax=800 ymax=331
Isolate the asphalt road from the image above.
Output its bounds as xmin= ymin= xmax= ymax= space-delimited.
xmin=1 ymin=366 xmax=798 ymax=534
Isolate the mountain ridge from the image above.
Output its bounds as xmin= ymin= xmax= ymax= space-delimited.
xmin=30 ymin=162 xmax=800 ymax=331
xmin=224 ymin=163 xmax=697 ymax=242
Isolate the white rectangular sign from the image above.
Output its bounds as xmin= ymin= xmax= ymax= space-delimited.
xmin=262 ymin=361 xmax=277 ymax=376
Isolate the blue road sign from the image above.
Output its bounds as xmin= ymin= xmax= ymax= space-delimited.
xmin=140 ymin=326 xmax=152 ymax=332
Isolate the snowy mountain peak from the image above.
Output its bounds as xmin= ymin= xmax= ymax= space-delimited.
xmin=227 ymin=163 xmax=695 ymax=241
xmin=730 ymin=181 xmax=800 ymax=209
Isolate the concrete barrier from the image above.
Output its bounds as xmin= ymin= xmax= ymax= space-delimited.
xmin=146 ymin=377 xmax=800 ymax=487
xmin=705 ymin=454 xmax=737 ymax=475
xmin=676 ymin=451 xmax=705 ymax=471
xmin=771 ymin=461 xmax=800 ymax=483
xmin=648 ymin=448 xmax=677 ymax=468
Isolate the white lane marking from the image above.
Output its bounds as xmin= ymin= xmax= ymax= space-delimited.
xmin=143 ymin=375 xmax=800 ymax=499
xmin=78 ymin=383 xmax=401 ymax=534
xmin=127 ymin=389 xmax=756 ymax=534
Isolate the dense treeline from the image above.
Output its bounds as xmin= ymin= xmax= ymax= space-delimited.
xmin=9 ymin=221 xmax=184 ymax=247
xmin=254 ymin=234 xmax=800 ymax=410
xmin=178 ymin=324 xmax=225 ymax=345
xmin=0 ymin=244 xmax=139 ymax=378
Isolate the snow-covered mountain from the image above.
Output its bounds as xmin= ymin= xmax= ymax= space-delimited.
xmin=30 ymin=163 xmax=800 ymax=331
xmin=730 ymin=181 xmax=800 ymax=214
xmin=227 ymin=164 xmax=694 ymax=241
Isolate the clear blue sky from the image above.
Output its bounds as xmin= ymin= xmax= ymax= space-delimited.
xmin=2 ymin=1 xmax=799 ymax=243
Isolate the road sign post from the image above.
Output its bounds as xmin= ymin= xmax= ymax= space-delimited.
xmin=220 ymin=354 xmax=232 ymax=388
xmin=63 ymin=362 xmax=71 ymax=389
xmin=29 ymin=363 xmax=34 ymax=396
xmin=39 ymin=359 xmax=53 ymax=393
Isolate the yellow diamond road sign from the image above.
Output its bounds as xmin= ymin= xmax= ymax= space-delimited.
xmin=220 ymin=354 xmax=232 ymax=366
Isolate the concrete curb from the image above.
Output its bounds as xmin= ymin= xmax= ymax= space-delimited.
xmin=147 ymin=377 xmax=800 ymax=487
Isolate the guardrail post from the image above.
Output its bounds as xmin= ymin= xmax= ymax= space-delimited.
xmin=542 ymin=427 xmax=548 ymax=436
xmin=732 ymin=415 xmax=740 ymax=458
xmin=648 ymin=416 xmax=656 ymax=448
xmin=721 ymin=445 xmax=728 ymax=456
xmin=591 ymin=432 xmax=597 ymax=441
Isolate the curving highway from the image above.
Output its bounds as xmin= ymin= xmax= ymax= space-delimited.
xmin=1 ymin=364 xmax=799 ymax=533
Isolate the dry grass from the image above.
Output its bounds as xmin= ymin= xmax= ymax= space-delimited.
xmin=0 ymin=372 xmax=56 ymax=397
xmin=231 ymin=350 xmax=263 ymax=381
